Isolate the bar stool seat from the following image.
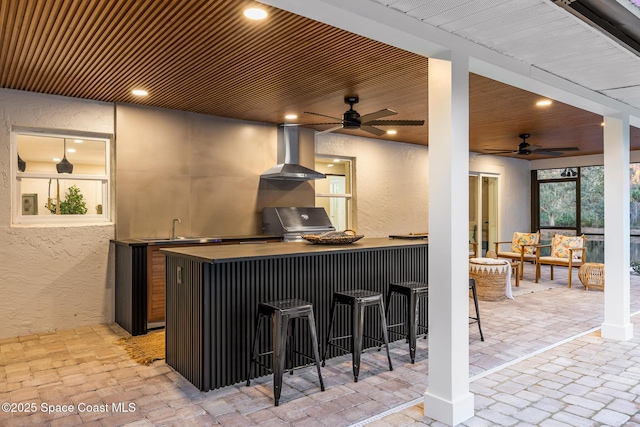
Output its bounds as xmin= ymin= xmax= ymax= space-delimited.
xmin=469 ymin=279 xmax=485 ymax=341
xmin=246 ymin=298 xmax=325 ymax=406
xmin=385 ymin=281 xmax=429 ymax=363
xmin=322 ymin=289 xmax=393 ymax=382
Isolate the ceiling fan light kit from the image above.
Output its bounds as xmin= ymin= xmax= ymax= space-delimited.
xmin=304 ymin=95 xmax=425 ymax=136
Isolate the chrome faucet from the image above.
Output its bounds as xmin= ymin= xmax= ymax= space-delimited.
xmin=171 ymin=218 xmax=182 ymax=240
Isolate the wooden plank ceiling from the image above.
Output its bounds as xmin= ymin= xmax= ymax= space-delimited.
xmin=1 ymin=0 xmax=637 ymax=159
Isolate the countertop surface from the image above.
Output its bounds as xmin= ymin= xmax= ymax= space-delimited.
xmin=388 ymin=234 xmax=429 ymax=240
xmin=160 ymin=237 xmax=428 ymax=263
xmin=112 ymin=234 xmax=278 ymax=246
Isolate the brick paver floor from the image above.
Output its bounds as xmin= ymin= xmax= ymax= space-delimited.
xmin=1 ymin=263 xmax=639 ymax=426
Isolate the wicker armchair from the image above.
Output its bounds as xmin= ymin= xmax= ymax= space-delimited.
xmin=493 ymin=231 xmax=540 ymax=279
xmin=535 ymin=234 xmax=587 ymax=288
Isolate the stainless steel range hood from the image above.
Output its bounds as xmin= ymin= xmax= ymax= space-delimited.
xmin=261 ymin=125 xmax=326 ymax=181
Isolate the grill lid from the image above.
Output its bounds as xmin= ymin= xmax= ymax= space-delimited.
xmin=262 ymin=207 xmax=335 ymax=236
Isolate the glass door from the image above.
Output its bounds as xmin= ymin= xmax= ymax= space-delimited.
xmin=469 ymin=175 xmax=479 ymax=251
xmin=469 ymin=174 xmax=499 ymax=257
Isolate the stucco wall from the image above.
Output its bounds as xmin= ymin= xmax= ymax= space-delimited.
xmin=470 ymin=152 xmax=531 ymax=241
xmin=317 ymin=133 xmax=531 ymax=240
xmin=317 ymin=133 xmax=429 ymax=237
xmin=0 ymin=88 xmax=532 ymax=340
xmin=0 ymin=89 xmax=115 ymax=340
xmin=115 ymin=104 xmax=316 ymax=239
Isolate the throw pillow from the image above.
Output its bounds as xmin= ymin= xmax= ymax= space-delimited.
xmin=511 ymin=232 xmax=538 ymax=254
xmin=551 ymin=235 xmax=583 ymax=259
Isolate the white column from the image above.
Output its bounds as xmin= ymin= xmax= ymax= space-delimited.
xmin=601 ymin=113 xmax=633 ymax=340
xmin=424 ymin=52 xmax=474 ymax=425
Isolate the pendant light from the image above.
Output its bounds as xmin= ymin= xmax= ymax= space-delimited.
xmin=56 ymin=139 xmax=73 ymax=174
xmin=17 ymin=153 xmax=26 ymax=172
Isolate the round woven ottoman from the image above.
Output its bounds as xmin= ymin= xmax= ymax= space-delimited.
xmin=578 ymin=262 xmax=604 ymax=291
xmin=469 ymin=258 xmax=512 ymax=301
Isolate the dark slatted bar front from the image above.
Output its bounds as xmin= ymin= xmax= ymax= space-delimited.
xmin=163 ymin=238 xmax=428 ymax=391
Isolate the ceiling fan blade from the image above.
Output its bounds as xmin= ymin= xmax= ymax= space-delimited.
xmin=548 ymin=147 xmax=579 ymax=151
xmin=316 ymin=125 xmax=344 ymax=135
xmin=483 ymin=148 xmax=515 ymax=152
xmin=521 ymin=144 xmax=542 ymax=152
xmin=304 ymin=111 xmax=344 ymax=121
xmin=360 ymin=125 xmax=386 ymax=136
xmin=531 ymin=150 xmax=564 ymax=156
xmin=358 ymin=109 xmax=397 ymax=123
xmin=304 ymin=122 xmax=343 ymax=126
xmin=365 ymin=119 xmax=425 ymax=126
xmin=480 ymin=150 xmax=515 ymax=155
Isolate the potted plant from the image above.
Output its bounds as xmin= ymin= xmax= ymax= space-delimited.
xmin=47 ymin=184 xmax=88 ymax=215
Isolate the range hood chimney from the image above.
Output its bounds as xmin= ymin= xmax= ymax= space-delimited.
xmin=261 ymin=125 xmax=326 ymax=181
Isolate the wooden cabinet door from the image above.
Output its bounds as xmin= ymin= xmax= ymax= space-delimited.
xmin=146 ymin=239 xmax=281 ymax=324
xmin=147 ymin=246 xmax=167 ymax=323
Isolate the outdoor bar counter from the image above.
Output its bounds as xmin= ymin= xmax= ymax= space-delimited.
xmin=161 ymin=237 xmax=428 ymax=391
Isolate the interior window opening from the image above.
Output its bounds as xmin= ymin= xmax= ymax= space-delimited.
xmin=315 ymin=157 xmax=353 ymax=231
xmin=13 ymin=131 xmax=110 ymax=224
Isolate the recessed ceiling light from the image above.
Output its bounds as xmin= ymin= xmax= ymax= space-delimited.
xmin=73 ymin=139 xmax=83 ymax=143
xmin=244 ymin=8 xmax=267 ymax=20
xmin=67 ymin=148 xmax=76 ymax=153
xmin=387 ymin=130 xmax=397 ymax=135
xmin=333 ymin=159 xmax=341 ymax=163
xmin=285 ymin=114 xmax=297 ymax=120
xmin=536 ymin=99 xmax=552 ymax=106
xmin=601 ymin=122 xmax=605 ymax=126
xmin=53 ymin=157 xmax=61 ymax=162
xmin=132 ymin=89 xmax=148 ymax=96
xmin=327 ymin=164 xmax=334 ymax=167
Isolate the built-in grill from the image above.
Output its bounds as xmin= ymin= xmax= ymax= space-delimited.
xmin=262 ymin=207 xmax=335 ymax=242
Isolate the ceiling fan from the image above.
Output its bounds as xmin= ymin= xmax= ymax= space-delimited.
xmin=482 ymin=133 xmax=579 ymax=157
xmin=303 ymin=96 xmax=425 ymax=136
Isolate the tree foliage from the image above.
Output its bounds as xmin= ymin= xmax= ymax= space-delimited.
xmin=539 ymin=181 xmax=576 ymax=227
xmin=581 ymin=166 xmax=604 ymax=229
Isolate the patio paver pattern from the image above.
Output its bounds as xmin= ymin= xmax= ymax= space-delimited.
xmin=1 ymin=263 xmax=639 ymax=426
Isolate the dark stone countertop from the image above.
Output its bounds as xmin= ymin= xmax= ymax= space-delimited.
xmin=111 ymin=234 xmax=279 ymax=246
xmin=160 ymin=237 xmax=428 ymax=263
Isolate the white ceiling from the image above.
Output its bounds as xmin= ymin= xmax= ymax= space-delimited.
xmin=378 ymin=0 xmax=640 ymax=106
xmin=262 ymin=0 xmax=640 ymax=125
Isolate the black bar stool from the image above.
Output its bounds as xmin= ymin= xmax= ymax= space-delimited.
xmin=469 ymin=279 xmax=484 ymax=341
xmin=246 ymin=298 xmax=325 ymax=406
xmin=384 ymin=281 xmax=429 ymax=363
xmin=322 ymin=289 xmax=393 ymax=382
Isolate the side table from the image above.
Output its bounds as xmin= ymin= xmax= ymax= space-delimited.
xmin=578 ymin=262 xmax=604 ymax=291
